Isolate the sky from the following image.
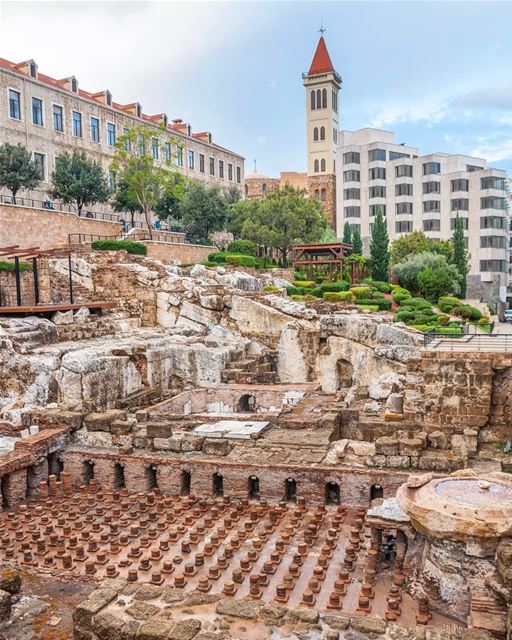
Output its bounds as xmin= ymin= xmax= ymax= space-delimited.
xmin=1 ymin=0 xmax=512 ymax=177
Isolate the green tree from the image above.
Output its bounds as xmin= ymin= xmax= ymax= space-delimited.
xmin=370 ymin=208 xmax=390 ymax=282
xmin=49 ymin=151 xmax=109 ymax=215
xmin=391 ymin=231 xmax=453 ymax=263
xmin=0 ymin=143 xmax=41 ymax=204
xmin=180 ymin=181 xmax=229 ymax=245
xmin=352 ymin=227 xmax=363 ymax=255
xmin=237 ymin=185 xmax=327 ymax=265
xmin=342 ymin=221 xmax=352 ymax=245
xmin=452 ymin=216 xmax=469 ymax=298
xmin=111 ymin=127 xmax=176 ymax=236
xmin=111 ymin=176 xmax=143 ymax=228
xmin=393 ymin=251 xmax=460 ymax=297
xmin=154 ymin=172 xmax=187 ymax=225
xmin=228 ymin=198 xmax=259 ymax=240
xmin=417 ymin=265 xmax=460 ymax=302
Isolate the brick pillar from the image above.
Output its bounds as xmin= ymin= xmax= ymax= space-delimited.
xmin=157 ymin=464 xmax=182 ymax=496
xmin=38 ymin=256 xmax=52 ymax=304
xmin=26 ymin=458 xmax=49 ymax=498
xmin=2 ymin=469 xmax=27 ymax=507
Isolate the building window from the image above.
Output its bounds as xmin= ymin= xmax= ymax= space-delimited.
xmin=32 ymin=97 xmax=43 ymax=126
xmin=108 ymin=171 xmax=116 ymax=190
xmin=262 ymin=183 xmax=267 ymax=194
xmin=369 ymin=186 xmax=386 ymax=198
xmin=322 ymin=88 xmax=327 ymax=108
xmin=450 ymin=217 xmax=469 ymax=230
xmin=314 ymin=159 xmax=319 ymax=173
xmin=369 ymin=205 xmax=386 ymax=216
xmin=368 ymin=148 xmax=386 ymax=162
xmin=107 ymin=123 xmax=116 ymax=147
xmin=228 ymin=163 xmax=233 ymax=181
xmin=219 ymin=160 xmax=224 ymax=179
xmin=369 ymin=167 xmax=386 ymax=180
xmin=451 ymin=179 xmax=469 ymax=192
xmin=333 ymin=128 xmax=337 ymax=143
xmin=481 ymin=176 xmax=507 ymax=190
xmin=332 ymin=90 xmax=338 ymax=112
xmin=320 ymin=126 xmax=325 ymax=140
xmin=199 ymin=154 xmax=205 ymax=173
xmin=316 ymin=89 xmax=321 ymax=109
xmin=123 ymin=128 xmax=131 ymax=151
xmin=480 ymin=216 xmax=506 ymax=230
xmin=396 ymin=164 xmax=413 ymax=178
xmin=90 ymin=117 xmax=100 ymax=143
xmin=423 ymin=181 xmax=440 ymax=194
xmin=52 ymin=105 xmax=63 ymax=132
xmin=71 ymin=78 xmax=78 ymax=93
xmin=395 ymin=183 xmax=413 ymax=196
xmin=137 ymin=134 xmax=145 ymax=155
xmin=321 ymin=188 xmax=326 ymax=201
xmin=33 ymin=153 xmax=45 ymax=181
xmin=344 ymin=188 xmax=360 ymax=199
xmin=8 ymin=89 xmax=21 ymax=120
xmin=423 ymin=200 xmax=441 ymax=213
xmin=344 ymin=206 xmax=361 ymax=218
xmin=467 ymin=164 xmax=484 ymax=172
xmin=480 ymin=260 xmax=507 ymax=272
xmin=313 ymin=127 xmax=318 ymax=142
xmin=451 ymin=198 xmax=469 ymax=211
xmin=343 ymin=170 xmax=360 ymax=182
xmin=209 ymin=156 xmax=215 ymax=175
xmin=423 ymin=162 xmax=441 ymax=175
xmin=177 ymin=146 xmax=184 ymax=167
xmin=163 ymin=142 xmax=171 ymax=161
xmin=343 ymin=152 xmax=360 ymax=164
xmin=310 ymin=90 xmax=315 ymax=110
xmin=236 ymin=166 xmax=241 ymax=183
xmin=389 ymin=151 xmax=410 ymax=160
xmin=188 ymin=150 xmax=194 ymax=170
xmin=151 ymin=138 xmax=159 ymax=159
xmin=396 ymin=221 xmax=412 ymax=233
xmin=396 ymin=202 xmax=413 ymax=214
xmin=423 ymin=219 xmax=441 ymax=231
xmin=72 ymin=111 xmax=82 ymax=137
xmin=480 ymin=236 xmax=506 ymax=249
xmin=481 ymin=196 xmax=506 ymax=210
xmin=320 ymin=158 xmax=326 ymax=172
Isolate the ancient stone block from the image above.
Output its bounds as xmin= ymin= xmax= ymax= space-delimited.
xmin=0 ymin=589 xmax=11 ymax=623
xmin=375 ymin=437 xmax=399 ymax=456
xmin=84 ymin=410 xmax=126 ymax=432
xmin=427 ymin=431 xmax=448 ymax=450
xmin=406 ymin=473 xmax=433 ymax=489
xmin=215 ymin=597 xmax=261 ymax=620
xmin=202 ymin=439 xmax=232 ymax=456
xmin=385 ymin=455 xmax=410 ymax=469
xmin=145 ymin=422 xmax=173 ymax=439
xmin=398 ymin=438 xmax=423 ymax=456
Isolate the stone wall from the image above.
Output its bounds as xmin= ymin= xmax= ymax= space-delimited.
xmin=145 ymin=241 xmax=212 ymax=265
xmin=0 ymin=204 xmax=122 ymax=249
xmin=0 ymin=270 xmax=35 ymax=306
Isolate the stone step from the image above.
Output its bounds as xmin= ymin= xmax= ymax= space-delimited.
xmin=221 ymin=370 xmax=277 ymax=384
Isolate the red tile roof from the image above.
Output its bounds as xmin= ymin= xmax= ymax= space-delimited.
xmin=307 ymin=36 xmax=334 ymax=76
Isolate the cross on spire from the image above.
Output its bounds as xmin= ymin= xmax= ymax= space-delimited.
xmin=253 ymin=158 xmax=257 ymax=173
xmin=319 ymin=19 xmax=326 ymax=35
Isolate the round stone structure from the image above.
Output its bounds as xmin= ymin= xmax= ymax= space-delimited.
xmin=396 ymin=471 xmax=512 ymax=544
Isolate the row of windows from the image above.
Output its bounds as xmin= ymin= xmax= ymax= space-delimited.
xmin=342 ymin=149 xmax=412 ymax=164
xmin=343 ymin=202 xmax=510 ymax=224
xmin=7 ymin=89 xmax=241 ymax=182
xmin=480 ymin=260 xmax=508 ymax=272
xmin=309 ymin=88 xmax=338 ymax=113
xmin=480 ymin=236 xmax=508 ymax=249
xmin=313 ymin=158 xmax=327 ymax=172
xmin=312 ymin=126 xmax=338 ymax=143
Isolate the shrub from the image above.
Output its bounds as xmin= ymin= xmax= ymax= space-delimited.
xmin=437 ymin=315 xmax=450 ymax=326
xmin=350 ymin=286 xmax=372 ymax=299
xmin=363 ymin=279 xmax=392 ymax=293
xmin=410 ymin=324 xmax=436 ymax=332
xmin=395 ymin=310 xmax=415 ymax=323
xmin=0 ymin=260 xmax=31 ymax=272
xmin=399 ymin=297 xmax=431 ymax=309
xmin=393 ymin=251 xmax=460 ymax=298
xmin=487 ymin=304 xmax=496 ymax=315
xmin=453 ymin=304 xmax=483 ymax=321
xmin=437 ymin=326 xmax=463 ymax=336
xmin=202 ymin=261 xmax=219 ymax=267
xmin=317 ymin=281 xmax=350 ymax=294
xmin=225 ymin=255 xmax=257 ymax=268
xmin=91 ymin=240 xmax=147 ymax=255
xmin=357 ymin=298 xmax=391 ymax=311
xmin=291 ymin=294 xmax=305 ymax=302
xmin=437 ymin=296 xmax=460 ymax=313
xmin=370 ymin=291 xmax=385 ymax=299
xmin=208 ymin=252 xmax=226 ymax=263
xmin=324 ymin=291 xmax=354 ymax=303
xmin=292 ymin=280 xmax=316 ymax=288
xmin=358 ymin=305 xmax=379 ymax=311
xmin=477 ymin=317 xmax=490 ymax=326
xmin=227 ymin=239 xmax=257 ymax=256
xmin=392 ymin=287 xmax=411 ymax=304
xmin=263 ymin=285 xmax=280 ymax=293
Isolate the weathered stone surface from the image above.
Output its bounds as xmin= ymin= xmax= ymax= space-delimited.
xmin=323 ymin=614 xmax=351 ymax=631
xmin=375 ymin=437 xmax=399 ymax=456
xmin=368 ymin=373 xmax=404 ymax=400
xmin=406 ymin=473 xmax=433 ymax=489
xmin=0 ymin=568 xmax=21 ymax=595
xmin=0 ymin=589 xmax=11 ymax=623
xmin=385 ymin=393 xmax=403 ymax=414
xmin=93 ymin=610 xmax=126 ymax=640
xmin=170 ymin=619 xmax=202 ymax=640
xmin=289 ymin=608 xmax=319 ymax=623
xmin=350 ymin=616 xmax=386 ymax=635
xmin=52 ymin=310 xmax=74 ymax=325
xmin=202 ymin=438 xmax=232 ymax=456
xmin=215 ymin=597 xmax=261 ymax=620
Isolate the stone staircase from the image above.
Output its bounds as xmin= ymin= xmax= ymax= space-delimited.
xmin=0 ymin=317 xmax=57 ymax=352
xmin=221 ymin=354 xmax=277 ymax=384
xmin=469 ymin=587 xmax=508 ymax=635
xmin=49 ymin=270 xmax=92 ymax=304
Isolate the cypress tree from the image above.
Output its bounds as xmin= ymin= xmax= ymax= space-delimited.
xmin=342 ymin=221 xmax=352 ymax=245
xmin=370 ymin=208 xmax=390 ymax=282
xmin=352 ymin=227 xmax=363 ymax=254
xmin=452 ymin=216 xmax=468 ymax=298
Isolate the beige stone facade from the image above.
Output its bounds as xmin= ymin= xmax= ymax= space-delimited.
xmin=0 ymin=57 xmax=244 ymax=220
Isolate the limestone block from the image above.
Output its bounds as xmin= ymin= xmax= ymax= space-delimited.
xmin=190 ymin=264 xmax=208 ymax=278
xmin=385 ymin=455 xmax=410 ymax=469
xmin=84 ymin=410 xmax=126 ymax=432
xmin=350 ymin=616 xmax=387 ymax=635
xmin=406 ymin=472 xmax=433 ymax=488
xmin=463 ymin=429 xmax=478 ymax=456
xmin=153 ymin=437 xmax=182 ymax=452
xmin=398 ymin=437 xmax=423 ymax=456
xmin=202 ymin=438 xmax=232 ymax=456
xmin=110 ymin=420 xmax=134 ymax=436
xmin=417 ymin=452 xmax=452 ymax=472
xmin=179 ymin=300 xmax=220 ymax=327
xmin=369 ymin=372 xmax=404 ymax=400
xmin=386 ymin=393 xmax=403 ymax=414
xmin=363 ymin=401 xmax=381 ymax=414
xmin=181 ymin=436 xmax=203 ymax=452
xmin=199 ymin=293 xmax=224 ymax=311
xmin=375 ymin=437 xmax=399 ymax=456
xmin=427 ymin=430 xmax=448 ymax=450
xmin=365 ymin=455 xmax=387 ymax=468
xmin=451 ymin=434 xmax=469 ymax=460
xmin=52 ymin=310 xmax=74 ymax=325
xmin=0 ymin=589 xmax=11 ymax=623
xmin=347 ymin=441 xmax=375 ymax=457
xmin=145 ymin=422 xmax=173 ymax=439
xmin=0 ymin=569 xmax=21 ymax=595
xmin=73 ymin=307 xmax=91 ymax=324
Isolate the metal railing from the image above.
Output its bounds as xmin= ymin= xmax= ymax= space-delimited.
xmin=424 ymin=325 xmax=512 ymax=350
xmin=0 ymin=193 xmax=123 ymax=223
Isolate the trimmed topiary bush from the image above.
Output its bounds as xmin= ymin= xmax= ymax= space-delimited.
xmin=392 ymin=287 xmax=412 ymax=304
xmin=399 ymin=297 xmax=431 ymax=309
xmin=358 ymin=305 xmax=379 ymax=312
xmin=356 ymin=298 xmax=392 ymax=311
xmin=291 ymin=294 xmax=305 ymax=302
xmin=363 ymin=279 xmax=393 ymax=293
xmin=263 ymin=285 xmax=280 ymax=293
xmin=324 ymin=291 xmax=355 ymax=303
xmin=395 ymin=310 xmax=415 ymax=323
xmin=292 ymin=280 xmax=316 ymax=288
xmin=227 ymin=239 xmax=257 ymax=256
xmin=208 ymin=252 xmax=226 ymax=263
xmin=453 ymin=304 xmax=483 ymax=321
xmin=350 ymin=286 xmax=372 ymax=300
xmin=477 ymin=317 xmax=490 ymax=325
xmin=437 ymin=315 xmax=450 ymax=326
xmin=225 ymin=255 xmax=257 ymax=268
xmin=410 ymin=324 xmax=436 ymax=332
xmin=317 ymin=281 xmax=350 ymax=294
xmin=92 ymin=240 xmax=147 ymax=255
xmin=437 ymin=296 xmax=460 ymax=313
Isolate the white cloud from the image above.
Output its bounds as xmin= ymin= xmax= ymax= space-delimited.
xmin=471 ymin=139 xmax=512 ymax=163
xmin=368 ymin=101 xmax=447 ymax=128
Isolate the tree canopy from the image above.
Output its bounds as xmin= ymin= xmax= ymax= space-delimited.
xmin=369 ymin=208 xmax=390 ymax=282
xmin=452 ymin=217 xmax=469 ymax=299
xmin=342 ymin=221 xmax=352 ymax=245
xmin=180 ymin=181 xmax=229 ymax=245
xmin=391 ymin=231 xmax=452 ymax=264
xmin=49 ymin=151 xmax=109 ymax=215
xmin=352 ymin=227 xmax=363 ymax=255
xmin=229 ymin=186 xmax=327 ymax=264
xmin=0 ymin=143 xmax=41 ymax=203
xmin=392 ymin=251 xmax=461 ymax=300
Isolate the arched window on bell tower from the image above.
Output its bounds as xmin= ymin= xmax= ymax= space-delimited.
xmin=313 ymin=127 xmax=319 ymax=141
xmin=316 ymin=89 xmax=321 ymax=109
xmin=320 ymin=126 xmax=325 ymax=140
xmin=322 ymin=88 xmax=327 ymax=108
xmin=320 ymin=158 xmax=326 ymax=172
xmin=310 ymin=90 xmax=316 ymax=110
xmin=314 ymin=159 xmax=319 ymax=173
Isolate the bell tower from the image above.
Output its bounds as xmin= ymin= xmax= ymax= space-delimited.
xmin=302 ymin=32 xmax=341 ymax=229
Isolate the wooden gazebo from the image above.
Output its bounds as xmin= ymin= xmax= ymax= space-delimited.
xmin=290 ymin=242 xmax=354 ymax=281
xmin=0 ymin=245 xmax=116 ymax=316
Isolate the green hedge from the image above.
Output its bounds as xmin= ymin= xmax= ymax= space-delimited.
xmin=324 ymin=291 xmax=355 ymax=303
xmin=437 ymin=296 xmax=460 ymax=313
xmin=292 ymin=280 xmax=316 ymax=288
xmin=392 ymin=287 xmax=412 ymax=304
xmin=363 ymin=279 xmax=393 ymax=293
xmin=91 ymin=240 xmax=147 ymax=255
xmin=395 ymin=310 xmax=415 ymax=323
xmin=356 ymin=298 xmax=392 ymax=311
xmin=0 ymin=260 xmax=32 ymax=272
xmin=317 ymin=281 xmax=350 ymax=294
xmin=453 ymin=304 xmax=483 ymax=321
xmin=359 ymin=305 xmax=379 ymax=312
xmin=399 ymin=297 xmax=431 ymax=309
xmin=227 ymin=240 xmax=257 ymax=256
xmin=225 ymin=255 xmax=257 ymax=268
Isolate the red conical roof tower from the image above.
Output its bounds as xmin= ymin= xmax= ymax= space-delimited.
xmin=307 ymin=36 xmax=335 ymax=76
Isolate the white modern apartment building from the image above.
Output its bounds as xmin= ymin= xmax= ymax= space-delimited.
xmin=336 ymin=128 xmax=510 ymax=305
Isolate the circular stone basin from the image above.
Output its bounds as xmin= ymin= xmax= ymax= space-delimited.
xmin=396 ymin=475 xmax=512 ymax=541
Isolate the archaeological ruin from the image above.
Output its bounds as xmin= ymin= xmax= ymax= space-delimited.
xmin=0 ymin=248 xmax=511 ymax=639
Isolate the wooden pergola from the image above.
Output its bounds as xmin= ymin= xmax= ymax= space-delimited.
xmin=290 ymin=242 xmax=354 ymax=281
xmin=0 ymin=245 xmax=116 ymax=316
